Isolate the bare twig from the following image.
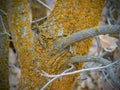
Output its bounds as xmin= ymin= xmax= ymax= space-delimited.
xmin=95 ymin=36 xmax=101 ymax=56
xmin=40 ymin=64 xmax=74 ymax=90
xmin=32 ymin=16 xmax=48 ymax=23
xmin=41 ymin=60 xmax=119 ymax=90
xmin=0 ymin=9 xmax=7 ymax=15
xmin=102 ymin=70 xmax=116 ymax=89
xmin=0 ymin=15 xmax=11 ymax=37
xmin=69 ymin=56 xmax=120 ymax=88
xmin=62 ymin=64 xmax=74 ymax=73
xmin=107 ymin=17 xmax=112 ymax=25
xmin=36 ymin=0 xmax=52 ymax=11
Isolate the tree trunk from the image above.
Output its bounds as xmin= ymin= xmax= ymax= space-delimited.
xmin=7 ymin=0 xmax=105 ymax=90
xmin=7 ymin=0 xmax=35 ymax=89
xmin=0 ymin=1 xmax=9 ymax=90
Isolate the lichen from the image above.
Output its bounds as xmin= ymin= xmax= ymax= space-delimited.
xmin=0 ymin=0 xmax=9 ymax=89
xmin=7 ymin=0 xmax=105 ymax=90
xmin=108 ymin=26 xmax=113 ymax=30
xmin=94 ymin=26 xmax=99 ymax=31
xmin=37 ymin=0 xmax=105 ymax=90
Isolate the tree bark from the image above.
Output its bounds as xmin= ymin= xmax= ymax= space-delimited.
xmin=7 ymin=0 xmax=35 ymax=89
xmin=7 ymin=0 xmax=105 ymax=90
xmin=0 ymin=1 xmax=9 ymax=90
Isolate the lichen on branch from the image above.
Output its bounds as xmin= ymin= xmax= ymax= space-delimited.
xmin=7 ymin=0 xmax=105 ymax=90
xmin=50 ymin=25 xmax=120 ymax=54
xmin=0 ymin=1 xmax=9 ymax=89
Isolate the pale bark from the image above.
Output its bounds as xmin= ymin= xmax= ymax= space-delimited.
xmin=50 ymin=25 xmax=120 ymax=54
xmin=7 ymin=0 xmax=35 ymax=89
xmin=0 ymin=1 xmax=9 ymax=89
xmin=7 ymin=0 xmax=105 ymax=90
xmin=69 ymin=56 xmax=120 ymax=88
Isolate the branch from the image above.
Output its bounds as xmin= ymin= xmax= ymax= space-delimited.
xmin=69 ymin=56 xmax=120 ymax=88
xmin=43 ymin=60 xmax=119 ymax=78
xmin=36 ymin=0 xmax=52 ymax=11
xmin=50 ymin=25 xmax=120 ymax=54
xmin=102 ymin=70 xmax=116 ymax=89
xmin=0 ymin=15 xmax=11 ymax=37
xmin=95 ymin=36 xmax=101 ymax=56
xmin=41 ymin=60 xmax=120 ymax=90
xmin=69 ymin=56 xmax=111 ymax=65
xmin=40 ymin=64 xmax=74 ymax=90
xmin=32 ymin=16 xmax=48 ymax=23
xmin=0 ymin=9 xmax=7 ymax=15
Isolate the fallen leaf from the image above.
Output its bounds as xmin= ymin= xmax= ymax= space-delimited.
xmin=99 ymin=34 xmax=118 ymax=52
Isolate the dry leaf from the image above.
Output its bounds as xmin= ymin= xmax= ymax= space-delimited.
xmin=99 ymin=34 xmax=118 ymax=52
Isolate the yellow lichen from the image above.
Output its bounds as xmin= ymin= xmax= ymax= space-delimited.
xmin=94 ymin=26 xmax=99 ymax=31
xmin=7 ymin=0 xmax=105 ymax=90
xmin=108 ymin=26 xmax=113 ymax=30
xmin=81 ymin=31 xmax=86 ymax=35
xmin=0 ymin=1 xmax=9 ymax=89
xmin=38 ymin=0 xmax=105 ymax=90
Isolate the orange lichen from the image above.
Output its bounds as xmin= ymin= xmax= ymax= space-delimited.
xmin=7 ymin=0 xmax=36 ymax=89
xmin=7 ymin=0 xmax=105 ymax=90
xmin=94 ymin=26 xmax=99 ymax=31
xmin=37 ymin=0 xmax=105 ymax=90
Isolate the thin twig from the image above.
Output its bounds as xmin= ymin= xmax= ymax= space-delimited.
xmin=41 ymin=59 xmax=119 ymax=90
xmin=102 ymin=70 xmax=116 ymax=89
xmin=107 ymin=17 xmax=112 ymax=25
xmin=109 ymin=7 xmax=116 ymax=22
xmin=0 ymin=9 xmax=7 ymax=15
xmin=41 ymin=60 xmax=119 ymax=78
xmin=0 ymin=15 xmax=11 ymax=37
xmin=36 ymin=0 xmax=52 ymax=11
xmin=40 ymin=64 xmax=74 ymax=90
xmin=40 ymin=76 xmax=58 ymax=90
xmin=95 ymin=36 xmax=101 ymax=56
xmin=70 ymin=56 xmax=120 ymax=88
xmin=32 ymin=16 xmax=48 ymax=23
xmin=62 ymin=64 xmax=74 ymax=73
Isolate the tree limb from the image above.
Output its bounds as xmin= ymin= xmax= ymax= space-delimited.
xmin=69 ymin=56 xmax=111 ymax=65
xmin=40 ymin=64 xmax=74 ymax=90
xmin=50 ymin=25 xmax=120 ymax=54
xmin=69 ymin=56 xmax=120 ymax=88
xmin=41 ymin=60 xmax=120 ymax=90
xmin=0 ymin=15 xmax=11 ymax=37
xmin=36 ymin=0 xmax=52 ymax=11
xmin=0 ymin=9 xmax=7 ymax=15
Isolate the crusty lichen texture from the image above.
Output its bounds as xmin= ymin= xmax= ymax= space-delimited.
xmin=0 ymin=1 xmax=9 ymax=90
xmin=7 ymin=0 xmax=105 ymax=90
xmin=37 ymin=0 xmax=105 ymax=89
xmin=7 ymin=0 xmax=35 ymax=89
